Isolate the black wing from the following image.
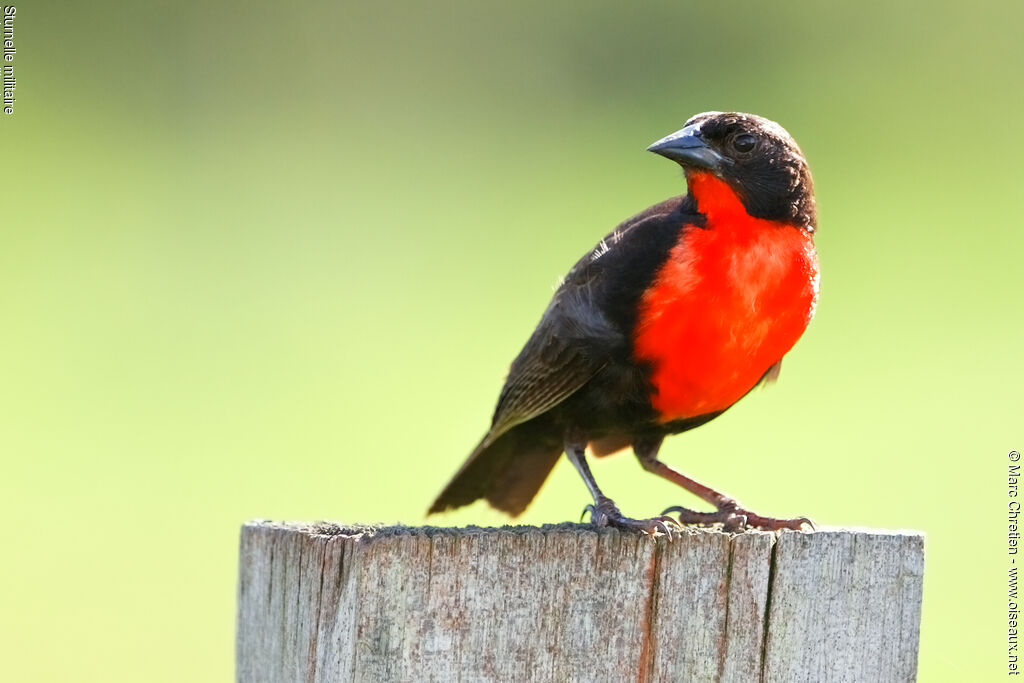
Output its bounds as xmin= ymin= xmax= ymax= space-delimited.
xmin=481 ymin=195 xmax=690 ymax=446
xmin=430 ymin=195 xmax=695 ymax=515
xmin=485 ymin=288 xmax=613 ymax=442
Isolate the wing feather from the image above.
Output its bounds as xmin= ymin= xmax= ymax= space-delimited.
xmin=479 ymin=195 xmax=690 ymax=448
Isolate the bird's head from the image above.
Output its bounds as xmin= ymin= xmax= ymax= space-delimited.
xmin=648 ymin=112 xmax=816 ymax=232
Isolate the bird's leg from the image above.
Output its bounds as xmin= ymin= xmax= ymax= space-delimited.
xmin=633 ymin=437 xmax=813 ymax=532
xmin=564 ymin=434 xmax=680 ymax=538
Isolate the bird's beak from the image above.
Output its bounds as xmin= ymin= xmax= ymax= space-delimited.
xmin=647 ymin=124 xmax=725 ymax=172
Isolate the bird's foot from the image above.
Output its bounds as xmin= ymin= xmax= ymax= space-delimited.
xmin=662 ymin=499 xmax=814 ymax=532
xmin=582 ymin=496 xmax=682 ymax=539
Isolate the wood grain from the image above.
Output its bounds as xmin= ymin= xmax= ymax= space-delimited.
xmin=236 ymin=522 xmax=924 ymax=683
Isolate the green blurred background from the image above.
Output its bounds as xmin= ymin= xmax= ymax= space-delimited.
xmin=2 ymin=1 xmax=1020 ymax=680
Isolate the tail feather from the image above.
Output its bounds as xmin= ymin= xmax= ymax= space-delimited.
xmin=429 ymin=424 xmax=562 ymax=517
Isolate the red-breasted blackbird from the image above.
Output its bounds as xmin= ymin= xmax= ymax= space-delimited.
xmin=429 ymin=112 xmax=819 ymax=533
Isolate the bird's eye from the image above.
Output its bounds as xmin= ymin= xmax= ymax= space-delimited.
xmin=732 ymin=134 xmax=756 ymax=153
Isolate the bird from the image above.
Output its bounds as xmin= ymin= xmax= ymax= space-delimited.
xmin=429 ymin=111 xmax=819 ymax=534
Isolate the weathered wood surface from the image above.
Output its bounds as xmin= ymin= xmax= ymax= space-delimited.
xmin=236 ymin=521 xmax=924 ymax=683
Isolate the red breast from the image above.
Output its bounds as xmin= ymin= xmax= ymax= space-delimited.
xmin=633 ymin=172 xmax=819 ymax=421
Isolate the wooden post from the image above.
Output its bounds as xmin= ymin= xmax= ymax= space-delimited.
xmin=236 ymin=521 xmax=924 ymax=683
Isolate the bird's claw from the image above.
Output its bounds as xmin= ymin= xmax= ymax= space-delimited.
xmin=661 ymin=503 xmax=814 ymax=532
xmin=582 ymin=498 xmax=683 ymax=539
xmin=580 ymin=505 xmax=591 ymax=523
